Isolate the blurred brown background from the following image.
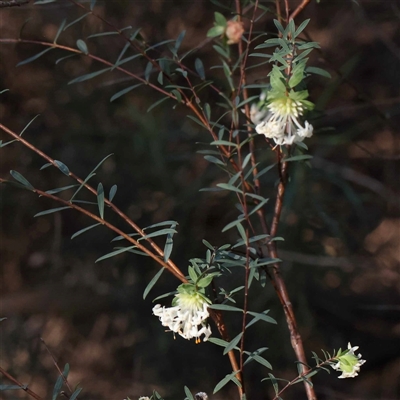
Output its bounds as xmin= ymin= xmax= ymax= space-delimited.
xmin=0 ymin=1 xmax=399 ymax=399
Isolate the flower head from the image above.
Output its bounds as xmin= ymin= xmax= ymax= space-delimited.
xmin=225 ymin=20 xmax=244 ymax=44
xmin=153 ymin=286 xmax=211 ymax=343
xmin=331 ymin=343 xmax=366 ymax=378
xmin=255 ymin=95 xmax=313 ymax=146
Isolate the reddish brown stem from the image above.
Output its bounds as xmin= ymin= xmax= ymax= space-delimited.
xmin=267 ymin=155 xmax=317 ymax=400
xmin=0 ymin=120 xmax=241 ymax=393
xmin=0 ymin=366 xmax=43 ymax=400
xmin=0 ymin=122 xmax=185 ymax=280
xmin=40 ymin=338 xmax=73 ymax=394
xmin=289 ymin=0 xmax=312 ymax=20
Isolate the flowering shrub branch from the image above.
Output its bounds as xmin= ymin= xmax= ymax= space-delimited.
xmin=0 ymin=1 xmax=367 ymax=399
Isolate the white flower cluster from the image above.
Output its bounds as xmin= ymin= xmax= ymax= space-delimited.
xmin=153 ymin=291 xmax=211 ymax=343
xmin=331 ymin=342 xmax=366 ymax=379
xmin=255 ymin=97 xmax=313 ymax=146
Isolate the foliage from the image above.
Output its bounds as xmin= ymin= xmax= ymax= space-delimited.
xmin=2 ymin=0 xmax=397 ymax=399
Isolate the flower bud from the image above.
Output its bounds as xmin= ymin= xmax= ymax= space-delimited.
xmin=225 ymin=20 xmax=244 ymax=44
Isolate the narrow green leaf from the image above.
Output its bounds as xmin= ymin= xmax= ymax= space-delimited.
xmin=306 ymin=66 xmax=331 ymax=78
xmin=204 ymin=155 xmax=225 ymax=166
xmin=297 ymin=41 xmax=320 ymax=50
xmin=269 ymin=373 xmax=279 ymax=394
xmin=164 ymin=230 xmax=174 ymax=262
xmin=294 ymin=18 xmax=310 ymax=37
xmin=87 ymin=26 xmax=132 ymax=39
xmin=207 ymin=25 xmax=225 ymax=38
xmin=143 ymin=268 xmax=164 ymax=299
xmin=254 ymin=164 xmax=276 ymax=179
xmin=222 ymin=218 xmax=245 ymax=232
xmin=204 ymin=103 xmax=211 ymax=120
xmin=186 ymin=115 xmax=208 ymax=129
xmin=273 ymin=19 xmax=285 ymax=35
xmin=40 ymin=162 xmax=52 ymax=170
xmin=52 ymin=375 xmax=63 ymax=400
xmin=0 ymin=139 xmax=16 ymax=148
xmin=96 ymin=246 xmax=136 ymax=263
xmin=20 ymin=114 xmax=40 ymax=136
xmin=196 ymin=275 xmax=214 ymax=288
xmin=62 ymin=364 xmax=69 ymax=379
xmin=175 ymin=30 xmax=186 ymax=51
xmin=242 ymin=153 xmax=252 ymax=169
xmin=53 ymin=19 xmax=66 ymax=43
xmin=207 ymin=337 xmax=229 ymax=347
xmin=188 ymin=265 xmax=198 ymax=283
xmin=144 ymin=61 xmax=152 ymax=81
xmin=222 ymin=61 xmax=234 ymax=91
xmin=209 ymin=304 xmax=243 ymax=312
xmin=289 ymin=64 xmax=305 ymax=88
xmin=97 ymin=182 xmax=105 ymax=219
xmin=69 ymin=387 xmax=83 ymax=400
xmin=70 ymin=153 xmax=113 ymax=201
xmin=157 ymin=71 xmax=163 ymax=85
xmin=34 ymin=206 xmax=71 ymax=218
xmin=45 ymin=184 xmax=78 ymax=195
xmin=184 ymin=386 xmax=194 ymax=400
xmin=63 ymin=13 xmax=89 ymax=32
xmin=55 ymin=54 xmax=77 ymax=65
xmin=17 ymin=48 xmax=54 ymax=67
xmin=147 ymin=96 xmax=170 ymax=112
xmin=145 ymin=220 xmax=178 ymax=230
xmin=0 ymin=385 xmax=22 ymax=390
xmin=141 ymin=228 xmax=177 ymax=240
xmin=10 ymin=170 xmax=34 ymax=190
xmin=246 ymin=311 xmax=277 ymax=327
xmin=210 ymin=140 xmax=236 ymax=147
xmin=199 ymin=187 xmax=224 ymax=193
xmin=213 ymin=371 xmax=239 ymax=394
xmin=171 ymin=89 xmax=182 ymax=103
xmin=284 ymin=155 xmax=313 ymax=162
xmin=71 ymin=223 xmax=102 ymax=240
xmin=214 ymin=12 xmax=227 ymax=27
xmin=195 ymin=58 xmax=205 ymax=79
xmin=68 ymin=67 xmax=111 ymax=85
xmin=248 ymin=52 xmax=272 ymax=57
xmin=109 ymin=184 xmax=117 ymax=201
xmin=216 ymin=183 xmax=242 ymax=194
xmin=110 ymin=83 xmax=143 ymax=102
xmin=111 ymin=232 xmax=140 ymax=242
xmin=54 ymin=160 xmax=70 ymax=176
xmin=76 ymin=39 xmax=89 ymax=55
xmin=113 ymin=29 xmax=140 ymax=70
xmin=153 ymin=290 xmax=177 ymax=302
xmin=223 ymin=332 xmax=243 ymax=355
xmin=248 ymin=198 xmax=269 ymax=217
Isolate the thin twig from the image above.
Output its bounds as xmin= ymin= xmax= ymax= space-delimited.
xmin=41 ymin=338 xmax=73 ymax=393
xmin=0 ymin=122 xmax=241 ymax=391
xmin=0 ymin=366 xmax=43 ymax=400
xmin=284 ymin=0 xmax=290 ymax=22
xmin=289 ymin=0 xmax=312 ymax=20
xmin=0 ymin=120 xmax=185 ymax=281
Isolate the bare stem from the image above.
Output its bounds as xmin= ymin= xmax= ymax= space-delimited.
xmin=0 ymin=366 xmax=43 ymax=400
xmin=289 ymin=0 xmax=312 ymax=20
xmin=40 ymin=338 xmax=73 ymax=394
